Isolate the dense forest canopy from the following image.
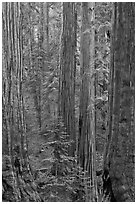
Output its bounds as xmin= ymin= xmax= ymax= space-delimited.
xmin=2 ymin=2 xmax=135 ymax=202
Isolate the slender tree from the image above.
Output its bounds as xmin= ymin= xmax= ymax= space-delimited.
xmin=43 ymin=2 xmax=49 ymax=52
xmin=88 ymin=3 xmax=98 ymax=201
xmin=41 ymin=2 xmax=51 ymax=121
xmin=103 ymin=2 xmax=135 ymax=202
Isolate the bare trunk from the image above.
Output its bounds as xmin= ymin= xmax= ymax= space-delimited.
xmin=2 ymin=3 xmax=41 ymax=201
xmin=103 ymin=3 xmax=135 ymax=202
xmin=60 ymin=3 xmax=76 ymax=156
xmin=78 ymin=3 xmax=98 ymax=201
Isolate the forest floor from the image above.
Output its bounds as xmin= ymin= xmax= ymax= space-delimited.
xmin=3 ymin=97 xmax=104 ymax=202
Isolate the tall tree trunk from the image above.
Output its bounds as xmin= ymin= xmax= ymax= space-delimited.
xmin=60 ymin=3 xmax=77 ymax=156
xmin=41 ymin=2 xmax=50 ymax=122
xmin=2 ymin=3 xmax=41 ymax=201
xmin=3 ymin=3 xmax=22 ymax=200
xmin=78 ymin=2 xmax=90 ymax=170
xmin=88 ymin=3 xmax=98 ymax=201
xmin=78 ymin=3 xmax=98 ymax=201
xmin=43 ymin=2 xmax=49 ymax=52
xmin=103 ymin=2 xmax=135 ymax=202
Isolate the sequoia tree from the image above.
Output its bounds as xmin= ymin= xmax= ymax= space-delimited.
xmin=59 ymin=3 xmax=77 ymax=156
xmin=103 ymin=2 xmax=135 ymax=202
xmin=2 ymin=3 xmax=41 ymax=201
xmin=78 ymin=3 xmax=98 ymax=201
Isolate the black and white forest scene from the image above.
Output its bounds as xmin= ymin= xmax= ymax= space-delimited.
xmin=2 ymin=2 xmax=135 ymax=202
